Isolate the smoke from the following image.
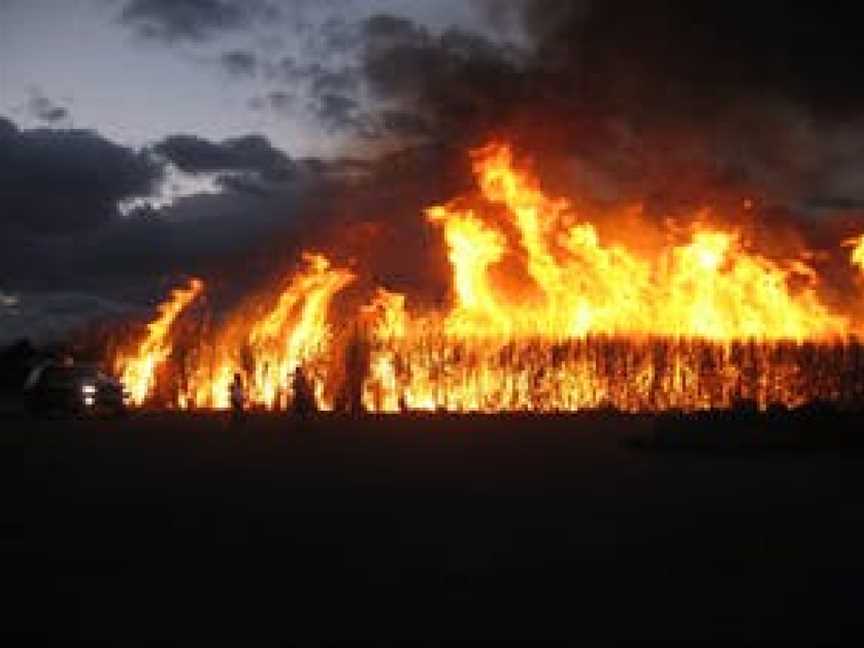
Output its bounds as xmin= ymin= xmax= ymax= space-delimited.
xmin=351 ymin=2 xmax=864 ymax=220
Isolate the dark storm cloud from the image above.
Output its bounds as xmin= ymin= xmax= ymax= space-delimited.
xmin=27 ymin=93 xmax=70 ymax=124
xmin=120 ymin=0 xmax=278 ymax=42
xmin=0 ymin=116 xmax=162 ymax=234
xmin=153 ymin=133 xmax=294 ymax=180
xmin=220 ymin=49 xmax=258 ymax=77
xmin=0 ymin=116 xmax=363 ymax=315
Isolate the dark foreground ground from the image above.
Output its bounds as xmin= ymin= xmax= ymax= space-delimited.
xmin=3 ymin=412 xmax=864 ymax=644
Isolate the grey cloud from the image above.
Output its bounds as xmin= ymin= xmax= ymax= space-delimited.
xmin=152 ymin=133 xmax=294 ymax=180
xmin=247 ymin=92 xmax=295 ymax=114
xmin=265 ymin=56 xmax=322 ymax=85
xmin=311 ymin=67 xmax=360 ymax=96
xmin=311 ymin=93 xmax=375 ymax=137
xmin=0 ymin=116 xmax=163 ymax=234
xmin=0 ymin=156 xmax=316 ymax=304
xmin=364 ymin=13 xmax=425 ymax=46
xmin=265 ymin=91 xmax=295 ymax=113
xmin=27 ymin=93 xmax=70 ymax=124
xmin=120 ymin=0 xmax=278 ymax=42
xmin=265 ymin=56 xmax=361 ymax=97
xmin=220 ymin=49 xmax=258 ymax=76
xmin=319 ymin=16 xmax=364 ymax=54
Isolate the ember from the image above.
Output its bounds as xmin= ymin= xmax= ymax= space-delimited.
xmin=112 ymin=142 xmax=864 ymax=412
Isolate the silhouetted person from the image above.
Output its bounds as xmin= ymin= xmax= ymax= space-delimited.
xmin=344 ymin=332 xmax=369 ymax=415
xmin=230 ymin=372 xmax=245 ymax=426
xmin=291 ymin=366 xmax=315 ymax=419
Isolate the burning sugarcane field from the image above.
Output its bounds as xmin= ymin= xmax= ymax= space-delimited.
xmin=105 ymin=142 xmax=864 ymax=416
xmin=8 ymin=3 xmax=864 ymax=644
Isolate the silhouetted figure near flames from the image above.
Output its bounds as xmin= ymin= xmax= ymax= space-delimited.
xmin=229 ymin=372 xmax=245 ymax=426
xmin=291 ymin=366 xmax=316 ymax=419
xmin=343 ymin=331 xmax=369 ymax=415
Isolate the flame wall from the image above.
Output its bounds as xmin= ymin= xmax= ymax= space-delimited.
xmin=112 ymin=142 xmax=864 ymax=413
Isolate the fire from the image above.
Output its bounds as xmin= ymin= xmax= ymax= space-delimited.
xmin=185 ymin=253 xmax=355 ymax=410
xmin=114 ymin=277 xmax=204 ymax=406
xmin=111 ymin=141 xmax=864 ymax=413
xmin=846 ymin=234 xmax=864 ymax=274
xmin=427 ymin=143 xmax=846 ymax=341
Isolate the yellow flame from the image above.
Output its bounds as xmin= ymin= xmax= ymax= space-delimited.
xmin=112 ymin=141 xmax=864 ymax=414
xmin=115 ymin=278 xmax=204 ymax=406
xmin=427 ymin=142 xmax=846 ymax=341
xmin=185 ymin=253 xmax=354 ymax=410
xmin=846 ymin=234 xmax=864 ymax=274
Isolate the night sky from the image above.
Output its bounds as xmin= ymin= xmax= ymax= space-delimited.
xmin=3 ymin=1 xmax=864 ymax=342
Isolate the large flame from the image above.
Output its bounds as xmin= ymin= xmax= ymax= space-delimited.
xmin=112 ymin=141 xmax=864 ymax=413
xmin=185 ymin=253 xmax=355 ymax=410
xmin=115 ymin=278 xmax=204 ymax=406
xmin=428 ymin=143 xmax=846 ymax=341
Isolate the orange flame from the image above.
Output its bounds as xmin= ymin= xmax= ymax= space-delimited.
xmin=184 ymin=252 xmax=355 ymax=410
xmin=115 ymin=278 xmax=204 ymax=406
xmin=112 ymin=141 xmax=864 ymax=413
xmin=427 ymin=142 xmax=846 ymax=341
xmin=845 ymin=234 xmax=864 ymax=274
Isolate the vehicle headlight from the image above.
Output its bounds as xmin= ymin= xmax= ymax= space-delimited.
xmin=82 ymin=384 xmax=97 ymax=395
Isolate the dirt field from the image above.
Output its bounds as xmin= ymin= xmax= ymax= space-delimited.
xmin=3 ymin=412 xmax=864 ymax=643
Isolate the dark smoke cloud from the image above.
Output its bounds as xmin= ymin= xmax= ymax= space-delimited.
xmin=380 ymin=110 xmax=430 ymax=138
xmin=525 ymin=2 xmax=864 ymax=119
xmin=360 ymin=13 xmax=525 ymax=146
xmin=349 ymin=3 xmax=864 ymax=226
